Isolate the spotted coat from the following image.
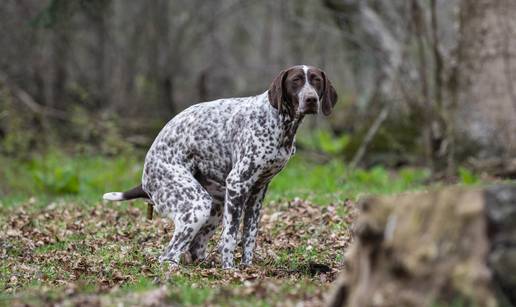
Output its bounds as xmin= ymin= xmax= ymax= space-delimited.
xmin=103 ymin=65 xmax=338 ymax=268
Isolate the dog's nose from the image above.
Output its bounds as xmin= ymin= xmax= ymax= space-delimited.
xmin=305 ymin=96 xmax=317 ymax=106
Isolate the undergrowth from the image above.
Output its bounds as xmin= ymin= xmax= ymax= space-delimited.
xmin=0 ymin=150 xmax=432 ymax=206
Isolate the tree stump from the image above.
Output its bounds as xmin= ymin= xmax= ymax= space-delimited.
xmin=327 ymin=184 xmax=516 ymax=307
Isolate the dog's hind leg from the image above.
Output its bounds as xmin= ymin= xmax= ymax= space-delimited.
xmin=188 ymin=199 xmax=223 ymax=262
xmin=159 ymin=211 xmax=211 ymax=265
xmin=148 ymin=167 xmax=214 ymax=266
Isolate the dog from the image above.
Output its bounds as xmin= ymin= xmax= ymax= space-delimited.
xmin=103 ymin=65 xmax=337 ymax=268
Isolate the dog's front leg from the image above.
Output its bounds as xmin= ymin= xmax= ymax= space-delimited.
xmin=241 ymin=185 xmax=268 ymax=266
xmin=220 ymin=169 xmax=256 ymax=269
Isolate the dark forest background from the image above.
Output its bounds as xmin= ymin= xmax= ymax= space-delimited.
xmin=1 ymin=0 xmax=515 ymax=177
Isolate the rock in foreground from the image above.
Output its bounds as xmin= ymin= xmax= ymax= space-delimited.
xmin=328 ymin=185 xmax=516 ymax=307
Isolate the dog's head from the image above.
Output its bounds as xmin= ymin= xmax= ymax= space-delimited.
xmin=268 ymin=65 xmax=338 ymax=118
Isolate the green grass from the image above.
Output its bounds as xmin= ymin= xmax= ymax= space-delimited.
xmin=1 ymin=150 xmax=431 ymax=206
xmin=267 ymin=155 xmax=430 ymax=204
xmin=0 ymin=150 xmax=142 ymax=205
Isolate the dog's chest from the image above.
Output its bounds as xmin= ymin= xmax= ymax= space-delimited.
xmin=255 ymin=143 xmax=294 ymax=183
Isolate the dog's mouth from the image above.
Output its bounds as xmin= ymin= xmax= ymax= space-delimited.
xmin=299 ymin=100 xmax=319 ymax=115
xmin=299 ymin=107 xmax=318 ymax=115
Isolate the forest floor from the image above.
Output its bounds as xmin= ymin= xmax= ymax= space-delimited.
xmin=0 ymin=152 xmax=451 ymax=306
xmin=1 ymin=198 xmax=355 ymax=306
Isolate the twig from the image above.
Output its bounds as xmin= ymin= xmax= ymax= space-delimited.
xmin=146 ymin=203 xmax=154 ymax=220
xmin=349 ymin=106 xmax=389 ymax=170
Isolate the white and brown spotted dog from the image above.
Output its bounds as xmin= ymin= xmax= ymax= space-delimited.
xmin=103 ymin=65 xmax=338 ymax=268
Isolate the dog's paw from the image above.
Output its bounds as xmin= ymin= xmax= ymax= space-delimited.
xmin=222 ymin=259 xmax=235 ymax=270
xmin=158 ymin=255 xmax=178 ymax=266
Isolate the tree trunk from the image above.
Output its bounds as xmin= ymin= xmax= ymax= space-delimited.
xmin=151 ymin=0 xmax=176 ymax=116
xmin=456 ymin=0 xmax=516 ymax=158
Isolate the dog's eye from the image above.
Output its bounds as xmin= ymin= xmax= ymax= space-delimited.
xmin=292 ymin=77 xmax=301 ymax=82
xmin=313 ymin=77 xmax=322 ymax=83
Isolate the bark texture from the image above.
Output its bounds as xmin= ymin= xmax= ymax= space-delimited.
xmin=457 ymin=0 xmax=516 ymax=157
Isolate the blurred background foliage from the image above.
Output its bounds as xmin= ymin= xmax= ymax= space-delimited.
xmin=1 ymin=0 xmax=515 ymax=200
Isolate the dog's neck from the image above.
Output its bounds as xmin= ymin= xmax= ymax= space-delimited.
xmin=263 ymin=92 xmax=304 ymax=148
xmin=279 ymin=112 xmax=304 ymax=148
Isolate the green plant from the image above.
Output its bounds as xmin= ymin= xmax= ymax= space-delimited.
xmin=0 ymin=150 xmax=143 ymax=200
xmin=31 ymin=162 xmax=80 ymax=194
xmin=317 ymin=130 xmax=350 ymax=155
xmin=458 ymin=167 xmax=479 ymax=185
xmin=298 ymin=130 xmax=350 ymax=156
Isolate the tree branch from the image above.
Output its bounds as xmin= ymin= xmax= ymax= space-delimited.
xmin=0 ymin=72 xmax=69 ymax=121
xmin=349 ymin=106 xmax=389 ymax=170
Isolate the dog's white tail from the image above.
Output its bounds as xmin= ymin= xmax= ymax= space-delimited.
xmin=102 ymin=184 xmax=149 ymax=202
xmin=103 ymin=192 xmax=125 ymax=201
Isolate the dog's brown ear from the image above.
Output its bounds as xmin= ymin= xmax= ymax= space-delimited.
xmin=268 ymin=68 xmax=289 ymax=113
xmin=321 ymin=71 xmax=338 ymax=116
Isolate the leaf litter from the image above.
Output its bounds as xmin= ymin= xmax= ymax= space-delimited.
xmin=0 ymin=197 xmax=356 ymax=306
